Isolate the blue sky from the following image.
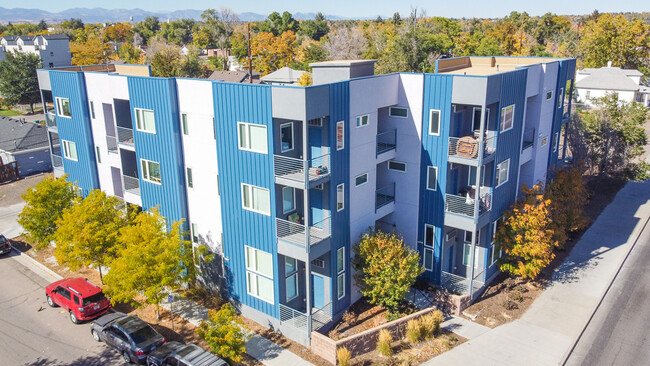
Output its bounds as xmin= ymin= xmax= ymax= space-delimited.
xmin=14 ymin=0 xmax=648 ymax=18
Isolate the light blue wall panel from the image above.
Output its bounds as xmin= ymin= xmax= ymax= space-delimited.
xmin=49 ymin=70 xmax=99 ymax=195
xmin=548 ymin=59 xmax=575 ymax=170
xmin=213 ymin=82 xmax=278 ymax=318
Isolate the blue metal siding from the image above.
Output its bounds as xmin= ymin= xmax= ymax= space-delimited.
xmin=548 ymin=60 xmax=571 ymax=170
xmin=213 ymin=82 xmax=278 ymax=318
xmin=327 ymin=81 xmax=351 ymax=315
xmin=418 ymin=74 xmax=453 ymax=284
xmin=49 ymin=70 xmax=99 ymax=195
xmin=127 ymin=77 xmax=188 ymax=226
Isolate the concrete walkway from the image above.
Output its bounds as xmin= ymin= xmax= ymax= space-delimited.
xmin=160 ymin=298 xmax=314 ymax=366
xmin=424 ymin=181 xmax=650 ymax=365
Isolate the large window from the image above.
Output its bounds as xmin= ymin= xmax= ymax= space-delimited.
xmin=426 ymin=166 xmax=437 ymax=191
xmin=280 ymin=123 xmax=293 ymax=152
xmin=355 ymin=173 xmax=368 ymax=187
xmin=242 ymin=183 xmax=270 ymax=215
xmin=282 ymin=186 xmax=295 ymax=213
xmin=135 ymin=108 xmax=156 ymax=133
xmin=245 ymin=246 xmax=274 ymax=304
xmin=56 ymin=97 xmax=71 ymax=118
xmin=62 ymin=140 xmax=77 ymax=161
xmin=141 ymin=159 xmax=161 ymax=184
xmin=429 ymin=109 xmax=440 ymax=136
xmin=336 ymin=121 xmax=344 ymax=150
xmin=389 ymin=107 xmax=408 ymax=118
xmin=495 ymin=159 xmax=510 ymax=187
xmin=423 ymin=224 xmax=435 ymax=271
xmin=500 ymin=104 xmax=514 ymax=132
xmin=238 ymin=122 xmax=268 ymax=154
xmin=337 ymin=183 xmax=344 ymax=212
xmin=355 ymin=114 xmax=369 ymax=128
xmin=337 ymin=247 xmax=345 ymax=299
xmin=285 ymin=257 xmax=298 ymax=301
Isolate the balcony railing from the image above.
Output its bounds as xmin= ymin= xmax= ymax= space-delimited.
xmin=45 ymin=112 xmax=57 ymax=128
xmin=449 ymin=135 xmax=496 ymax=160
xmin=276 ymin=216 xmax=331 ymax=248
xmin=376 ymin=129 xmax=397 ymax=156
xmin=51 ymin=154 xmax=63 ymax=169
xmin=375 ymin=183 xmax=395 ymax=211
xmin=106 ymin=136 xmax=118 ymax=153
xmin=122 ymin=175 xmax=140 ymax=196
xmin=117 ymin=126 xmax=134 ymax=146
xmin=445 ymin=191 xmax=492 ymax=218
xmin=441 ymin=271 xmax=469 ymax=295
xmin=522 ymin=128 xmax=535 ymax=152
xmin=279 ymin=302 xmax=332 ymax=332
xmin=273 ymin=154 xmax=330 ymax=184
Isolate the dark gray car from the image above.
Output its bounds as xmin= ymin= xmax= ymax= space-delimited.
xmin=91 ymin=312 xmax=165 ymax=364
xmin=0 ymin=234 xmax=11 ymax=255
xmin=146 ymin=341 xmax=227 ymax=366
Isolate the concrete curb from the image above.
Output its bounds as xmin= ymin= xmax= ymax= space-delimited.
xmin=10 ymin=247 xmax=64 ymax=281
xmin=560 ymin=204 xmax=650 ymax=364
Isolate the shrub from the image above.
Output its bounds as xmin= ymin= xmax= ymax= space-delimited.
xmin=513 ymin=284 xmax=528 ymax=293
xmin=377 ymin=329 xmax=393 ymax=356
xmin=406 ymin=319 xmax=422 ymax=344
xmin=509 ymin=292 xmax=524 ymax=303
xmin=502 ymin=299 xmax=518 ymax=310
xmin=196 ymin=303 xmax=249 ymax=363
xmin=420 ymin=310 xmax=444 ymax=338
xmin=336 ymin=347 xmax=351 ymax=366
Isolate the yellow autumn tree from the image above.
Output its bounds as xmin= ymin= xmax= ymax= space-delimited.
xmin=250 ymin=30 xmax=297 ymax=75
xmin=546 ymin=167 xmax=588 ymax=248
xmin=297 ymin=72 xmax=312 ymax=86
xmin=70 ymin=36 xmax=113 ymax=65
xmin=496 ymin=184 xmax=558 ymax=280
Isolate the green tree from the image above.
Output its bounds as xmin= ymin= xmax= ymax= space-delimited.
xmin=196 ymin=303 xmax=249 ymax=362
xmin=118 ymin=42 xmax=143 ymax=64
xmin=17 ymin=176 xmax=76 ymax=249
xmin=0 ymin=50 xmax=42 ymax=112
xmin=497 ymin=184 xmax=557 ymax=280
xmin=53 ymin=190 xmax=133 ymax=282
xmin=133 ymin=16 xmax=160 ymax=45
xmin=149 ymin=45 xmax=183 ymax=77
xmin=257 ymin=11 xmax=298 ymax=36
xmin=160 ymin=19 xmax=195 ymax=45
xmin=352 ymin=230 xmax=424 ymax=312
xmin=299 ymin=13 xmax=329 ymax=41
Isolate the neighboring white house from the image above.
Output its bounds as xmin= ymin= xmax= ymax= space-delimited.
xmin=575 ymin=63 xmax=649 ymax=107
xmin=260 ymin=66 xmax=307 ymax=85
xmin=0 ymin=34 xmax=71 ymax=68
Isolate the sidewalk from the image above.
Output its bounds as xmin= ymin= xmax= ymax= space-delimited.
xmin=424 ymin=181 xmax=650 ymax=365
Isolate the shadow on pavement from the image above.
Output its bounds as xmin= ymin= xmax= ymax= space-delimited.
xmin=24 ymin=347 xmax=121 ymax=366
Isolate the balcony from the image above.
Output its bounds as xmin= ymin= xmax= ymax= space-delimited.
xmin=122 ymin=175 xmax=140 ymax=196
xmin=117 ymin=126 xmax=134 ymax=147
xmin=51 ymin=154 xmax=63 ymax=169
xmin=445 ymin=191 xmax=492 ymax=218
xmin=106 ymin=136 xmax=118 ymax=153
xmin=375 ymin=183 xmax=395 ymax=211
xmin=376 ymin=129 xmax=397 ymax=157
xmin=276 ymin=217 xmax=331 ymax=261
xmin=274 ymin=154 xmax=330 ymax=189
xmin=448 ymin=135 xmax=496 ymax=164
xmin=45 ymin=112 xmax=57 ymax=129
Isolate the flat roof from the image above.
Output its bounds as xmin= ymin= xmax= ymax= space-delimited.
xmin=310 ymin=60 xmax=377 ymax=67
xmin=437 ymin=56 xmax=571 ymax=76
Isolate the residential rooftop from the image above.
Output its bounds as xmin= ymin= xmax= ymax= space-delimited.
xmin=436 ymin=56 xmax=572 ymax=76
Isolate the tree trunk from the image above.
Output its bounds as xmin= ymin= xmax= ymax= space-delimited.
xmin=155 ymin=304 xmax=160 ymax=320
xmin=30 ymin=103 xmax=34 ymax=114
xmin=99 ymin=266 xmax=103 ymax=284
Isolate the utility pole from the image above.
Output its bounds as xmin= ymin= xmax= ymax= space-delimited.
xmin=247 ymin=23 xmax=253 ymax=83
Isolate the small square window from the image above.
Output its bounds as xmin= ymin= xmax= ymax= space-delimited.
xmin=62 ymin=140 xmax=77 ymax=161
xmin=355 ymin=114 xmax=369 ymax=128
xmin=429 ymin=109 xmax=440 ymax=135
xmin=238 ymin=122 xmax=268 ymax=154
xmin=135 ymin=109 xmax=156 ymax=133
xmin=500 ymin=104 xmax=514 ymax=132
xmin=496 ymin=159 xmax=510 ymax=187
xmin=388 ymin=160 xmax=406 ymax=172
xmin=141 ymin=159 xmax=161 ymax=184
xmin=56 ymin=97 xmax=71 ymax=118
xmin=355 ymin=173 xmax=368 ymax=187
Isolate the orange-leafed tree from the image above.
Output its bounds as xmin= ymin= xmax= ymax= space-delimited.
xmin=497 ymin=184 xmax=558 ymax=280
xmin=103 ymin=22 xmax=133 ymax=43
xmin=546 ymin=167 xmax=588 ymax=248
xmin=250 ymin=30 xmax=297 ymax=75
xmin=70 ymin=36 xmax=113 ymax=65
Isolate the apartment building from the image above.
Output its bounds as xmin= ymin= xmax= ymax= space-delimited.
xmin=0 ymin=34 xmax=71 ymax=68
xmin=36 ymin=56 xmax=576 ymax=345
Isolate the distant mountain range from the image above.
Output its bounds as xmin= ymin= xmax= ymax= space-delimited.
xmin=0 ymin=7 xmax=372 ymax=24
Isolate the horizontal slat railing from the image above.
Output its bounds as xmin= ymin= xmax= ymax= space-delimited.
xmin=375 ymin=183 xmax=396 ymax=210
xmin=274 ymin=154 xmax=330 ymax=184
xmin=51 ymin=154 xmax=63 ymax=168
xmin=276 ymin=217 xmax=307 ymax=247
xmin=122 ymin=175 xmax=140 ymax=196
xmin=279 ymin=304 xmax=308 ymax=331
xmin=449 ymin=135 xmax=496 ymax=159
xmin=117 ymin=126 xmax=134 ymax=146
xmin=312 ymin=302 xmax=333 ymax=330
xmin=45 ymin=112 xmax=57 ymax=128
xmin=376 ymin=129 xmax=397 ymax=156
xmin=445 ymin=191 xmax=492 ymax=218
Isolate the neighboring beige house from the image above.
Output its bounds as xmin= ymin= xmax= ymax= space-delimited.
xmin=575 ymin=63 xmax=649 ymax=107
xmin=260 ymin=67 xmax=307 ymax=85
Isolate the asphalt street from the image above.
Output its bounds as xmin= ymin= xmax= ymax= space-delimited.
xmin=0 ymin=250 xmax=122 ymax=366
xmin=565 ymin=217 xmax=650 ymax=366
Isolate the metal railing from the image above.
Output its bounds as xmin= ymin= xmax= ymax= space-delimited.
xmin=45 ymin=112 xmax=57 ymax=128
xmin=449 ymin=135 xmax=496 ymax=160
xmin=375 ymin=183 xmax=395 ymax=211
xmin=376 ymin=129 xmax=397 ymax=156
xmin=106 ymin=136 xmax=118 ymax=153
xmin=122 ymin=175 xmax=140 ymax=196
xmin=276 ymin=216 xmax=331 ymax=248
xmin=273 ymin=153 xmax=330 ymax=184
xmin=445 ymin=191 xmax=492 ymax=218
xmin=522 ymin=128 xmax=535 ymax=152
xmin=279 ymin=304 xmax=308 ymax=330
xmin=312 ymin=301 xmax=333 ymax=330
xmin=117 ymin=126 xmax=134 ymax=146
xmin=441 ymin=271 xmax=469 ymax=295
xmin=51 ymin=154 xmax=63 ymax=168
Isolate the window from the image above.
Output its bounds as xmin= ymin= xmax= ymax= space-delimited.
xmin=337 ymin=183 xmax=344 ymax=212
xmin=541 ymin=136 xmax=548 ymax=146
xmin=558 ymin=88 xmax=564 ymax=108
xmin=585 ymin=90 xmax=591 ymax=98
xmin=336 ymin=121 xmax=344 ymax=150
xmin=495 ymin=159 xmax=510 ymax=187
xmin=423 ymin=247 xmax=434 ymax=271
xmin=355 ymin=114 xmax=369 ymax=128
xmin=337 ymin=247 xmax=345 ymax=274
xmin=242 ymin=183 xmax=270 ymax=215
xmin=56 ymin=97 xmax=71 ymax=118
xmin=553 ymin=132 xmax=559 ymax=152
xmin=308 ymin=117 xmax=323 ymax=127
xmin=57 ymin=287 xmax=71 ymax=300
xmin=191 ymin=223 xmax=199 ymax=243
xmin=212 ymin=117 xmax=216 ymax=140
xmin=500 ymin=104 xmax=514 ymax=132
xmin=468 ymin=166 xmax=486 ymax=187
xmin=62 ymin=140 xmax=77 ymax=161
xmin=429 ymin=109 xmax=440 ymax=135
xmin=389 ymin=107 xmax=408 ymax=118
xmin=463 ymin=244 xmax=480 ymax=268
xmin=426 ymin=166 xmax=437 ymax=191
xmin=423 ymin=225 xmax=435 ymax=271
xmin=280 ymin=123 xmax=293 ymax=152
xmin=89 ymin=101 xmax=96 ymax=119
xmin=355 ymin=173 xmax=368 ymax=187
xmin=141 ymin=159 xmax=161 ymax=184
xmin=546 ymin=91 xmax=553 ymax=101
xmin=337 ymin=273 xmax=345 ymax=299
xmin=186 ymin=167 xmax=193 ymax=188
xmin=238 ymin=122 xmax=268 ymax=154
xmin=424 ymin=225 xmax=435 ymax=247
xmin=388 ymin=160 xmax=406 ymax=172
xmin=286 ymin=273 xmax=298 ymax=301
xmin=245 ymin=246 xmax=274 ymax=303
xmin=285 ymin=257 xmax=297 ymax=274
xmin=95 ymin=146 xmax=101 ymax=164
xmin=282 ymin=186 xmax=295 ymax=213
xmin=472 ymin=108 xmax=489 ymax=131
xmin=181 ymin=113 xmax=189 ymax=135
xmin=491 ymin=217 xmax=504 ymax=265
xmin=135 ymin=108 xmax=156 ymax=133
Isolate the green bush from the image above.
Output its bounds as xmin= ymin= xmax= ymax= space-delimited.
xmin=196 ymin=303 xmax=249 ymax=363
xmin=377 ymin=329 xmax=393 ymax=356
xmin=336 ymin=347 xmax=351 ymax=366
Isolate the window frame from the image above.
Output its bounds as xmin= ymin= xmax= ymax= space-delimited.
xmin=336 ymin=121 xmax=345 ymax=150
xmin=186 ymin=167 xmax=193 ymax=189
xmin=388 ymin=160 xmax=406 ymax=172
xmin=389 ymin=107 xmax=408 ymax=118
xmin=191 ymin=223 xmax=199 ymax=243
xmin=245 ymin=246 xmax=274 ymax=304
xmin=337 ymin=247 xmax=345 ymax=274
xmin=355 ymin=114 xmax=369 ymax=128
xmin=62 ymin=140 xmax=78 ymax=161
xmin=423 ymin=247 xmax=434 ymax=271
xmin=336 ymin=183 xmax=344 ymax=212
xmin=241 ymin=183 xmax=271 ymax=216
xmin=553 ymin=132 xmax=559 ymax=152
xmin=56 ymin=97 xmax=71 ymax=118
xmin=545 ymin=90 xmax=553 ymax=101
xmin=140 ymin=159 xmax=162 ymax=185
xmin=429 ymin=109 xmax=441 ymax=136
xmin=424 ymin=224 xmax=435 ymax=248
xmin=237 ymin=122 xmax=268 ymax=154
xmin=495 ymin=159 xmax=510 ymax=188
xmin=558 ymin=87 xmax=564 ymax=108
xmin=472 ymin=107 xmax=489 ymax=132
xmin=426 ymin=166 xmax=438 ymax=191
xmin=354 ymin=173 xmax=368 ymax=187
xmin=279 ymin=122 xmax=294 ymax=153
xmin=135 ymin=108 xmax=156 ymax=134
xmin=95 ymin=146 xmax=101 ymax=164
xmin=181 ymin=113 xmax=189 ymax=136
xmin=282 ymin=186 xmax=296 ymax=214
xmin=499 ymin=104 xmax=515 ymax=132
xmin=462 ymin=243 xmax=480 ymax=268
xmin=337 ymin=273 xmax=345 ymax=299
xmin=286 ymin=273 xmax=298 ymax=301
xmin=89 ymin=101 xmax=96 ymax=119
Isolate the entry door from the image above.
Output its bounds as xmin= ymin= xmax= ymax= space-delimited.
xmin=311 ymin=273 xmax=329 ymax=309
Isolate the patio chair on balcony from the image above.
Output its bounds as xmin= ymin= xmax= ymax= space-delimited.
xmin=456 ymin=136 xmax=479 ymax=158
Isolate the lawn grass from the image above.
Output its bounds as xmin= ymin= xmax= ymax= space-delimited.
xmin=0 ymin=108 xmax=22 ymax=117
